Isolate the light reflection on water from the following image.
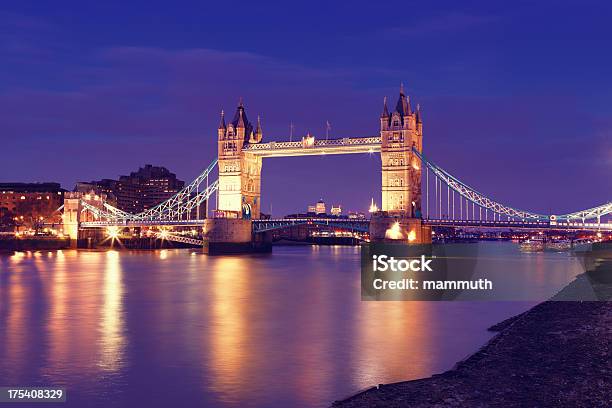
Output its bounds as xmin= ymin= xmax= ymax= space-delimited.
xmin=0 ymin=243 xmax=583 ymax=407
xmin=99 ymin=251 xmax=125 ymax=372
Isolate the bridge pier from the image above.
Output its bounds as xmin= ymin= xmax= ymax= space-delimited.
xmin=203 ymin=218 xmax=271 ymax=255
xmin=62 ymin=193 xmax=82 ymax=248
xmin=369 ymin=213 xmax=432 ymax=244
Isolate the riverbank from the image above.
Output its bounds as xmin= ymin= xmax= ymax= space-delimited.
xmin=333 ymin=301 xmax=611 ymax=407
xmin=333 ymin=245 xmax=612 ymax=407
xmin=0 ymin=237 xmax=70 ymax=251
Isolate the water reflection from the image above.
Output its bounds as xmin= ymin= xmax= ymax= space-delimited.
xmin=45 ymin=250 xmax=69 ymax=378
xmin=98 ymin=251 xmax=125 ymax=371
xmin=1 ymin=252 xmax=26 ymax=380
xmin=207 ymin=257 xmax=251 ymax=403
xmin=0 ymin=243 xmax=586 ymax=408
xmin=355 ymin=301 xmax=434 ymax=386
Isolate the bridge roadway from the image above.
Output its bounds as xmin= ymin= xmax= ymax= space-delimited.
xmin=242 ymin=136 xmax=382 ymax=157
xmin=80 ymin=218 xmax=612 ymax=231
xmin=79 ymin=218 xmax=372 ymax=232
xmin=424 ymin=218 xmax=612 ymax=231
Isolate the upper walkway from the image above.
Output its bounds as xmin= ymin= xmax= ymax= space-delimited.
xmin=242 ymin=136 xmax=381 ymax=157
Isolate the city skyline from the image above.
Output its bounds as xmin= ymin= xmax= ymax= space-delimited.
xmin=1 ymin=2 xmax=611 ymax=216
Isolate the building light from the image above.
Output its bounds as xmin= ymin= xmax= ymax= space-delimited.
xmin=385 ymin=222 xmax=403 ymax=239
xmin=106 ymin=226 xmax=119 ymax=239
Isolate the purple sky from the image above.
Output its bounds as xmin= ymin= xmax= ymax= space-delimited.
xmin=1 ymin=2 xmax=611 ymax=216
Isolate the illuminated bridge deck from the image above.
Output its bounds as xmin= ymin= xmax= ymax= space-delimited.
xmin=81 ymin=218 xmax=612 ymax=231
xmin=81 ymin=220 xmax=208 ymax=228
xmin=424 ymin=219 xmax=612 ymax=230
xmin=242 ymin=136 xmax=381 ymax=157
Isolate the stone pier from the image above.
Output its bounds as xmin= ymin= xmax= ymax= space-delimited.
xmin=203 ymin=218 xmax=271 ymax=255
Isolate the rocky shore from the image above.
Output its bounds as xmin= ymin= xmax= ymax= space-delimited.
xmin=333 ymin=301 xmax=611 ymax=407
xmin=333 ymin=246 xmax=612 ymax=407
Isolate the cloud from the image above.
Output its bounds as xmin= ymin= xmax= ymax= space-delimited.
xmin=383 ymin=12 xmax=498 ymax=38
xmin=0 ymin=40 xmax=382 ymax=198
xmin=0 ymin=44 xmax=373 ymax=148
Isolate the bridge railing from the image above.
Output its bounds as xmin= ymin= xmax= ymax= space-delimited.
xmin=134 ymin=159 xmax=218 ymax=220
xmin=414 ymin=147 xmax=550 ymax=222
xmin=557 ymin=202 xmax=612 ymax=223
xmin=79 ymin=159 xmax=219 ymax=224
xmin=415 ymin=147 xmax=611 ymax=224
xmin=252 ymin=218 xmax=370 ymax=233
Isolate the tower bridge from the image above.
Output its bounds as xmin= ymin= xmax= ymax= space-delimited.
xmin=66 ymin=85 xmax=612 ymax=252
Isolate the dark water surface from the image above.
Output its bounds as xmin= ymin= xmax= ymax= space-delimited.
xmin=0 ymin=243 xmax=583 ymax=407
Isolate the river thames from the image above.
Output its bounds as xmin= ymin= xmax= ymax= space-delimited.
xmin=0 ymin=243 xmax=584 ymax=407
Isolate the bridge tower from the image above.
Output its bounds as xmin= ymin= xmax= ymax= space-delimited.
xmin=63 ymin=192 xmax=82 ymax=247
xmin=216 ymin=100 xmax=263 ymax=219
xmin=380 ymin=84 xmax=423 ymax=217
xmin=371 ymin=84 xmax=431 ymax=244
xmin=206 ymin=99 xmax=270 ymax=254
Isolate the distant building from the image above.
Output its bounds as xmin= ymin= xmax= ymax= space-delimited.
xmin=78 ymin=164 xmax=185 ymax=214
xmin=330 ymin=205 xmax=342 ymax=216
xmin=75 ymin=179 xmax=118 ymax=206
xmin=306 ymin=199 xmax=327 ymax=215
xmin=315 ymin=199 xmax=326 ymax=215
xmin=0 ymin=183 xmax=65 ymax=230
xmin=348 ymin=211 xmax=366 ymax=220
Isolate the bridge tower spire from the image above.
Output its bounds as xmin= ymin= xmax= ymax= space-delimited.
xmin=218 ymin=109 xmax=226 ymax=137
